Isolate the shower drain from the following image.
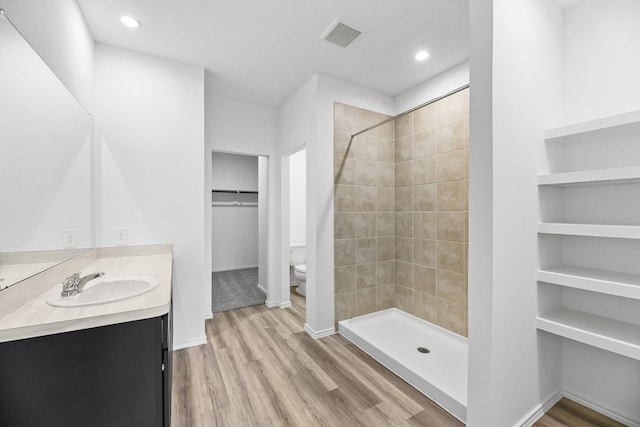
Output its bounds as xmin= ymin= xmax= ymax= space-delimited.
xmin=417 ymin=347 xmax=431 ymax=354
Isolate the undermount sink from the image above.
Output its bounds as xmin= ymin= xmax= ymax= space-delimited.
xmin=47 ymin=276 xmax=159 ymax=307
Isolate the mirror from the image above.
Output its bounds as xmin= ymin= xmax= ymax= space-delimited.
xmin=0 ymin=12 xmax=93 ymax=290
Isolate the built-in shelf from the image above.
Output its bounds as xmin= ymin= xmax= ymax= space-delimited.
xmin=544 ymin=110 xmax=640 ymax=141
xmin=211 ymin=189 xmax=258 ymax=194
xmin=537 ymin=266 xmax=640 ymax=300
xmin=538 ymin=166 xmax=640 ymax=187
xmin=537 ymin=223 xmax=640 ymax=239
xmin=537 ymin=308 xmax=640 ymax=360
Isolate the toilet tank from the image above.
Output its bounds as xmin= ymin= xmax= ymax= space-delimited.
xmin=289 ymin=242 xmax=306 ymax=266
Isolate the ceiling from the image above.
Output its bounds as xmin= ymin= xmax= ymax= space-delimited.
xmin=78 ymin=0 xmax=469 ymax=108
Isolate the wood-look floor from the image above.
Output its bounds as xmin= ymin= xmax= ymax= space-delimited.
xmin=171 ymin=290 xmax=463 ymax=426
xmin=172 ymin=291 xmax=624 ymax=427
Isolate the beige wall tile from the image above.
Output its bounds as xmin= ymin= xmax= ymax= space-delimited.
xmin=335 ymin=213 xmax=356 ymax=239
xmin=413 ymin=291 xmax=437 ymax=323
xmin=376 ymin=213 xmax=394 ymax=237
xmin=395 ymin=237 xmax=413 ymax=263
xmin=414 ymin=184 xmax=436 ymax=211
xmin=376 ymin=163 xmax=394 ymax=187
xmin=377 ymin=237 xmax=395 ymax=261
xmin=376 ymin=187 xmax=394 ymax=212
xmin=437 ymin=270 xmax=465 ymax=305
xmin=335 ymin=130 xmax=356 ymax=158
xmin=414 ymin=239 xmax=436 ymax=267
xmin=335 ymin=265 xmax=356 ymax=294
xmin=356 ymin=238 xmax=376 ymax=264
xmin=377 ymin=285 xmax=395 ymax=310
xmin=437 ymin=241 xmax=464 ymax=273
xmin=395 ymin=112 xmax=413 ymax=139
xmin=357 ymin=160 xmax=377 ymax=186
xmin=414 ymin=156 xmax=436 ymax=185
xmin=437 ymin=298 xmax=466 ymax=336
xmin=413 ymin=103 xmax=436 ymax=133
xmin=395 ymin=261 xmax=413 ymax=287
xmin=395 ymin=212 xmax=413 ymax=237
xmin=334 ymin=102 xmax=357 ymax=131
xmin=395 ymin=160 xmax=414 ymax=187
xmin=357 ymin=108 xmax=379 ymax=132
xmin=357 ymin=133 xmax=377 ymax=160
xmin=334 ymin=185 xmax=356 ymax=212
xmin=334 ymin=239 xmax=355 ymax=267
xmin=377 ymin=260 xmax=394 ymax=286
xmin=437 ymin=149 xmax=465 ymax=182
xmin=437 ymin=212 xmax=465 ymax=242
xmin=464 ymin=147 xmax=470 ymax=179
xmin=335 ymin=157 xmax=357 ymax=185
xmin=437 ymin=181 xmax=465 ymax=211
xmin=357 ymin=263 xmax=376 ymax=289
xmin=357 ymin=186 xmax=377 ymax=212
xmin=395 ymin=187 xmax=414 ymax=212
xmin=356 ymin=213 xmax=376 ymax=238
xmin=414 ymin=265 xmax=436 ymax=294
xmin=436 ymin=89 xmax=468 ymax=126
xmin=414 ymin=212 xmax=436 ymax=239
xmin=335 ymin=292 xmax=357 ymax=322
xmin=356 ymin=288 xmax=377 ymax=316
xmin=414 ymin=129 xmax=436 ymax=158
xmin=395 ymin=285 xmax=413 ymax=313
xmin=377 ymin=138 xmax=394 ymax=163
xmin=377 ymin=113 xmax=395 ymax=139
xmin=436 ymin=119 xmax=466 ymax=154
xmin=395 ymin=136 xmax=413 ymax=162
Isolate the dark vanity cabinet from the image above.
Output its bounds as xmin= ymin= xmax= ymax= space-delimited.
xmin=0 ymin=313 xmax=172 ymax=427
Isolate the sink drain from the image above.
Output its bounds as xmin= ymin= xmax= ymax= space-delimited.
xmin=417 ymin=347 xmax=431 ymax=354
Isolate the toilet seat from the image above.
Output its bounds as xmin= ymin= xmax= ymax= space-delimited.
xmin=294 ymin=264 xmax=306 ymax=274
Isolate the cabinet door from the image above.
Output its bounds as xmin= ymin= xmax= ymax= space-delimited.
xmin=0 ymin=318 xmax=163 ymax=427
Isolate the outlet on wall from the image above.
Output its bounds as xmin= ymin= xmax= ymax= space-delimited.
xmin=63 ymin=229 xmax=77 ymax=248
xmin=115 ymin=227 xmax=128 ymax=246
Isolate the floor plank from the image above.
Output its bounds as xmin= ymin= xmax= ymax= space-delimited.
xmin=534 ymin=398 xmax=626 ymax=427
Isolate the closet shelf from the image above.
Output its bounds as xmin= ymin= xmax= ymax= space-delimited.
xmin=537 ymin=223 xmax=640 ymax=239
xmin=537 ymin=308 xmax=640 ymax=360
xmin=544 ymin=109 xmax=640 ymax=141
xmin=538 ymin=166 xmax=640 ymax=187
xmin=212 ymin=189 xmax=258 ymax=194
xmin=537 ymin=265 xmax=640 ymax=300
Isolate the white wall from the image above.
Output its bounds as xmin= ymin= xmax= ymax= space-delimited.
xmin=94 ymin=44 xmax=206 ymax=349
xmin=0 ymin=17 xmax=92 ymax=251
xmin=206 ymin=95 xmax=280 ymax=306
xmin=468 ymin=0 xmax=564 ymax=425
xmin=562 ymin=0 xmax=640 ymax=124
xmin=395 ymin=60 xmax=470 ymax=113
xmin=211 ymin=153 xmax=259 ymax=271
xmin=0 ymin=0 xmax=94 ymax=112
xmin=288 ymin=149 xmax=306 ymax=245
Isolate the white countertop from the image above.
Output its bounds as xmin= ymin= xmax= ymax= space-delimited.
xmin=0 ymin=245 xmax=172 ymax=343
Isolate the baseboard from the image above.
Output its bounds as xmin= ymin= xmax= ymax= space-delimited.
xmin=265 ymin=299 xmax=280 ymax=308
xmin=204 ymin=311 xmax=213 ymax=320
xmin=517 ymin=390 xmax=563 ymax=427
xmin=280 ymin=301 xmax=292 ymax=308
xmin=304 ymin=323 xmax=335 ymax=339
xmin=257 ymin=283 xmax=267 ymax=294
xmin=211 ymin=264 xmax=258 ymax=273
xmin=172 ymin=336 xmax=207 ymax=351
xmin=563 ymin=388 xmax=640 ymax=427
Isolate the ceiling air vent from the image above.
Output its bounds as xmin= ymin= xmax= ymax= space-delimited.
xmin=321 ymin=17 xmax=362 ymax=48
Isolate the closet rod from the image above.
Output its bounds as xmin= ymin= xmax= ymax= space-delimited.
xmin=211 ymin=189 xmax=258 ymax=194
xmin=349 ymin=83 xmax=470 ymax=141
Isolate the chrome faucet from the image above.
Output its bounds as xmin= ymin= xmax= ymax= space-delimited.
xmin=60 ymin=272 xmax=105 ymax=297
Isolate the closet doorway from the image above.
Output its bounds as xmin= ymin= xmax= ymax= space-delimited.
xmin=211 ymin=152 xmax=264 ymax=313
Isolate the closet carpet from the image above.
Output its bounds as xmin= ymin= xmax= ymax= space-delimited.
xmin=212 ymin=268 xmax=265 ymax=313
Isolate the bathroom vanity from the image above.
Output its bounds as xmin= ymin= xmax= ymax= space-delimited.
xmin=0 ymin=244 xmax=173 ymax=427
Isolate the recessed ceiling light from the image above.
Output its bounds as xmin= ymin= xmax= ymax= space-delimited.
xmin=415 ymin=50 xmax=430 ymax=61
xmin=120 ymin=15 xmax=141 ymax=29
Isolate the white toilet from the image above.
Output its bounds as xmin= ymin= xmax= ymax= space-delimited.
xmin=289 ymin=242 xmax=306 ymax=296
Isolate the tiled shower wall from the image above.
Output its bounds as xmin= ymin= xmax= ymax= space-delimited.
xmin=333 ymin=88 xmax=469 ymax=337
